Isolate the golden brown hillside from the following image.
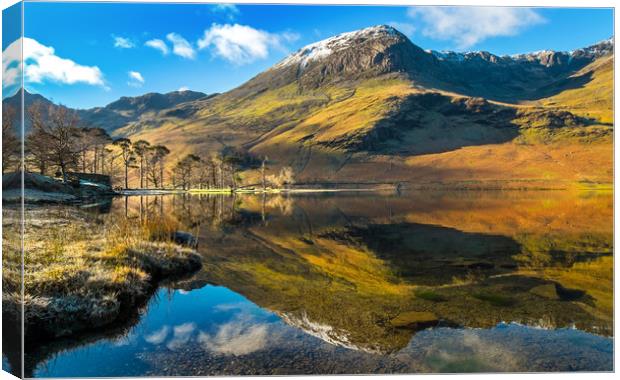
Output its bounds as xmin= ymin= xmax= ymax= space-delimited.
xmin=110 ymin=28 xmax=613 ymax=189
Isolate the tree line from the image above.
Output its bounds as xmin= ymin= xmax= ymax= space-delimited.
xmin=2 ymin=102 xmax=171 ymax=188
xmin=3 ymin=102 xmax=296 ymax=190
xmin=170 ymin=149 xmax=295 ymax=191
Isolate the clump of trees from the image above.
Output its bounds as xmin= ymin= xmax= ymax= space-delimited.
xmin=27 ymin=102 xmax=86 ymax=182
xmin=171 ymin=153 xmax=239 ymax=190
xmin=4 ymin=100 xmax=296 ymax=191
xmin=146 ymin=145 xmax=170 ymax=188
xmin=112 ymin=138 xmax=171 ymax=189
xmin=3 ymin=101 xmax=173 ymax=190
xmin=171 ymin=151 xmax=295 ymax=191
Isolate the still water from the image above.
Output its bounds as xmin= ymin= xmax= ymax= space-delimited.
xmin=18 ymin=191 xmax=618 ymax=375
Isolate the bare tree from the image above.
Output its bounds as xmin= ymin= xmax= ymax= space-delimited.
xmin=2 ymin=105 xmax=20 ymax=174
xmin=145 ymin=145 xmax=170 ymax=188
xmin=25 ymin=102 xmax=51 ymax=175
xmin=172 ymin=154 xmax=200 ymax=190
xmin=260 ymin=156 xmax=269 ymax=190
xmin=113 ymin=138 xmax=135 ymax=189
xmin=133 ymin=140 xmax=150 ymax=188
xmin=26 ymin=103 xmax=81 ymax=182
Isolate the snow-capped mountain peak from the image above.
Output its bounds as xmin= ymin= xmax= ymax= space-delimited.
xmin=275 ymin=25 xmax=400 ymax=69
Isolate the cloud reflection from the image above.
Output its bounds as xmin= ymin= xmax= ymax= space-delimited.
xmin=166 ymin=323 xmax=197 ymax=350
xmin=144 ymin=325 xmax=170 ymax=345
xmin=198 ymin=320 xmax=269 ymax=356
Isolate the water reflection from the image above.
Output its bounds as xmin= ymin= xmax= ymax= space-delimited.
xmin=16 ymin=190 xmax=615 ymax=375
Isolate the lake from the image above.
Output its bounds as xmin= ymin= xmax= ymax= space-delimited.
xmin=8 ymin=190 xmax=615 ymax=376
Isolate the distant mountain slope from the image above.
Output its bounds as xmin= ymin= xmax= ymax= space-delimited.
xmin=2 ymin=89 xmax=55 ymax=131
xmin=77 ymin=90 xmax=210 ymax=133
xmin=2 ymin=88 xmax=211 ymax=134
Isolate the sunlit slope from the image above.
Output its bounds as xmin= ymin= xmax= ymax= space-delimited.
xmin=538 ymin=55 xmax=613 ymax=124
xmin=119 ymin=73 xmax=612 ymax=186
xmin=83 ymin=27 xmax=614 ymax=187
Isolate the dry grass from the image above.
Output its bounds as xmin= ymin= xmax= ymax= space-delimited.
xmin=3 ymin=205 xmax=202 ymax=340
xmin=538 ymin=55 xmax=613 ymax=124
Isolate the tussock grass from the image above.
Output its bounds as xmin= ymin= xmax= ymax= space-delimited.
xmin=3 ymin=205 xmax=202 ymax=341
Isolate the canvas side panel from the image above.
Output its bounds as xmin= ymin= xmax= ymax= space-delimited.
xmin=2 ymin=1 xmax=24 ymax=378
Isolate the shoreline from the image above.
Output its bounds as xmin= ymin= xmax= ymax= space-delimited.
xmin=3 ymin=179 xmax=612 ymax=204
xmin=2 ymin=203 xmax=204 ymax=346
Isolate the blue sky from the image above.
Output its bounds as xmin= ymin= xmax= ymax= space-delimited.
xmin=2 ymin=3 xmax=614 ymax=109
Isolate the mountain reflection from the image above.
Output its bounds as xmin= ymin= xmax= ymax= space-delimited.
xmin=17 ymin=190 xmax=613 ymax=374
xmin=161 ymin=191 xmax=612 ymax=353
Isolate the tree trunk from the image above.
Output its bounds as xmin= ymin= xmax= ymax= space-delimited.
xmin=93 ymin=147 xmax=98 ymax=174
xmin=219 ymin=165 xmax=224 ymax=189
xmin=160 ymin=162 xmax=164 ymax=189
xmin=230 ymin=168 xmax=236 ymax=190
xmin=261 ymin=161 xmax=266 ymax=190
xmin=60 ymin=163 xmax=68 ymax=183
xmin=100 ymin=147 xmax=105 ymax=174
xmin=139 ymin=157 xmax=144 ymax=189
xmin=124 ymin=163 xmax=128 ymax=189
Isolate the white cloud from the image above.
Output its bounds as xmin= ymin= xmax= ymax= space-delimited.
xmin=145 ymin=39 xmax=169 ymax=55
xmin=212 ymin=3 xmax=240 ymax=20
xmin=178 ymin=86 xmax=189 ymax=92
xmin=2 ymin=38 xmax=21 ymax=89
xmin=408 ymin=7 xmax=545 ymax=49
xmin=388 ymin=21 xmax=416 ymax=37
xmin=127 ymin=70 xmax=144 ymax=87
xmin=197 ymin=23 xmax=298 ymax=65
xmin=114 ymin=36 xmax=134 ymax=49
xmin=166 ymin=33 xmax=196 ymax=59
xmin=2 ymin=37 xmax=105 ymax=89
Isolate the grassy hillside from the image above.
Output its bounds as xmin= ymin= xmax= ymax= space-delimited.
xmin=117 ymin=52 xmax=613 ymax=188
xmin=537 ymin=55 xmax=613 ymax=125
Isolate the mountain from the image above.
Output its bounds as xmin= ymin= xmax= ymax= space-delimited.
xmin=3 ymin=88 xmax=55 ymax=111
xmin=2 ymin=88 xmax=210 ymax=134
xmin=9 ymin=26 xmax=613 ymax=187
xmin=77 ymin=90 xmax=210 ymax=133
xmin=115 ymin=25 xmax=612 ymax=187
xmin=2 ymin=89 xmax=55 ymax=131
